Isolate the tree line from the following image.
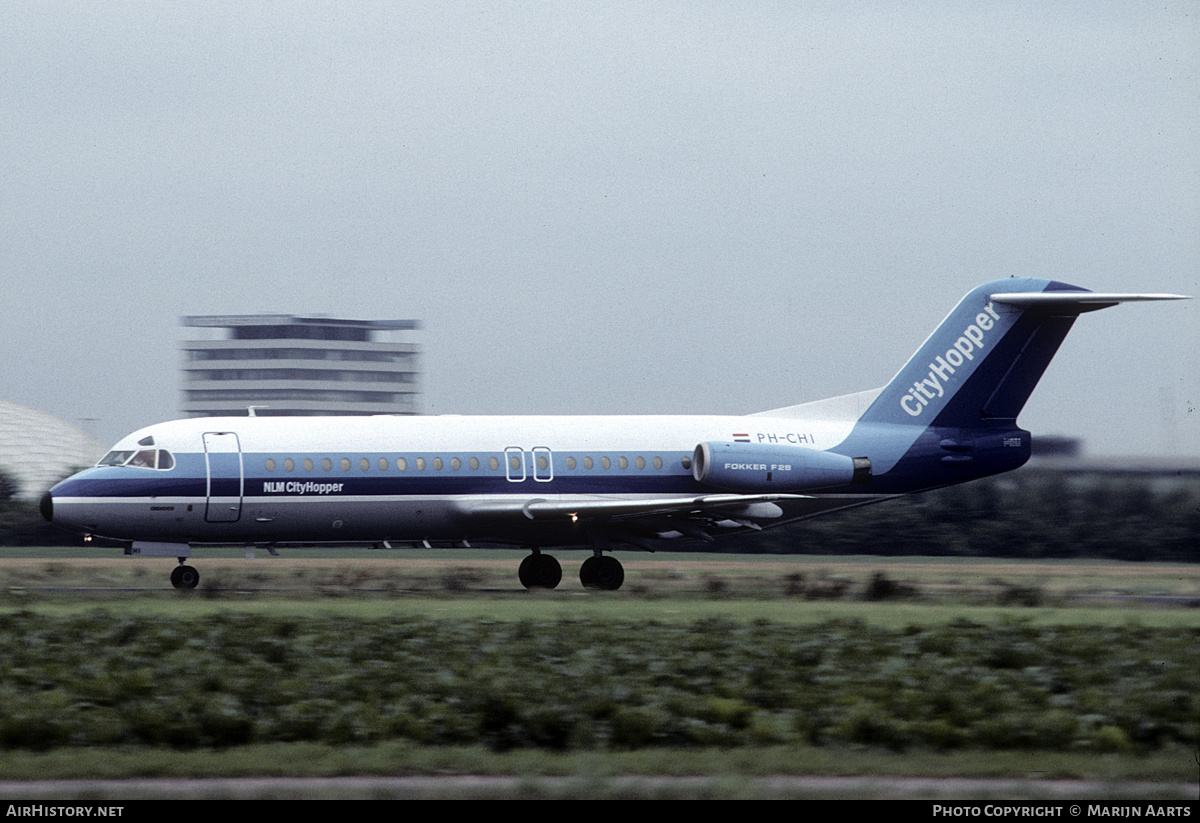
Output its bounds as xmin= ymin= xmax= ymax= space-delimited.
xmin=733 ymin=469 xmax=1199 ymax=562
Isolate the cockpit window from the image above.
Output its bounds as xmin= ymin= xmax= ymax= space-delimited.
xmin=98 ymin=450 xmax=135 ymax=466
xmin=129 ymin=450 xmax=157 ymax=468
xmin=97 ymin=449 xmax=175 ymax=470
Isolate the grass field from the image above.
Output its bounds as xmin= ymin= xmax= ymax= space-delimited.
xmin=3 ymin=547 xmax=1199 ymax=602
xmin=1 ymin=548 xmax=1197 ymax=799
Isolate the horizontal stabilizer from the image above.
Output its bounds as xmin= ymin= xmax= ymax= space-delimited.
xmin=990 ymin=291 xmax=1189 ymax=310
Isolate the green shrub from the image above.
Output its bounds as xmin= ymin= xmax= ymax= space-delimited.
xmin=0 ymin=613 xmax=1194 ymax=754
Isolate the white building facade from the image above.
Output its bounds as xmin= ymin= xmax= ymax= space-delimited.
xmin=0 ymin=400 xmax=106 ymax=499
xmin=181 ymin=316 xmax=420 ymax=417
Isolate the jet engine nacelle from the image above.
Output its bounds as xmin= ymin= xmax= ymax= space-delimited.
xmin=692 ymin=441 xmax=870 ymax=492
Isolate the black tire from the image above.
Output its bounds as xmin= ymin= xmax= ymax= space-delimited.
xmin=580 ymin=555 xmax=599 ymax=588
xmin=518 ymin=553 xmax=561 ymax=590
xmin=170 ymin=564 xmax=200 ymax=590
xmin=581 ymin=555 xmax=623 ymax=591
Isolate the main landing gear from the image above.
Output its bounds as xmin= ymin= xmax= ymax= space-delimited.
xmin=169 ymin=561 xmax=200 ymax=590
xmin=517 ymin=550 xmax=561 ymax=590
xmin=580 ymin=554 xmax=624 ymax=591
xmin=517 ymin=551 xmax=625 ymax=591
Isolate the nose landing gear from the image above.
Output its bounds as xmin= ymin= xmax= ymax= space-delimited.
xmin=169 ymin=561 xmax=200 ymax=590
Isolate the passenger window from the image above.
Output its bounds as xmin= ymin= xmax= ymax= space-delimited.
xmin=488 ymin=457 xmax=499 ymax=471
xmin=635 ymin=456 xmax=645 ymax=470
xmin=433 ymin=457 xmax=443 ymax=470
xmin=341 ymin=458 xmax=351 ymax=471
xmin=323 ymin=458 xmax=333 ymax=471
xmin=265 ymin=458 xmax=276 ymax=472
xmin=379 ymin=458 xmax=388 ymax=471
xmin=416 ymin=457 xmax=426 ymax=470
xmin=284 ymin=458 xmax=295 ymax=471
xmin=396 ymin=457 xmax=407 ymax=470
xmin=618 ymin=457 xmax=628 ymax=469
xmin=584 ymin=457 xmax=594 ymax=470
xmin=601 ymin=457 xmax=611 ymax=470
xmin=451 ymin=457 xmax=461 ymax=470
xmin=653 ymin=456 xmax=663 ymax=470
xmin=469 ymin=457 xmax=480 ymax=470
xmin=304 ymin=458 xmax=314 ymax=471
xmin=361 ymin=458 xmax=370 ymax=471
xmin=681 ymin=457 xmax=692 ymax=470
xmin=566 ymin=457 xmax=576 ymax=470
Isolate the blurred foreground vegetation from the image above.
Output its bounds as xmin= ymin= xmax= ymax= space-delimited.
xmin=1 ymin=611 xmax=1194 ymax=756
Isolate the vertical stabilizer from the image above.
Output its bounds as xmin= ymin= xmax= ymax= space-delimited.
xmin=828 ymin=279 xmax=1188 ymax=478
xmin=857 ymin=278 xmax=1180 ymax=429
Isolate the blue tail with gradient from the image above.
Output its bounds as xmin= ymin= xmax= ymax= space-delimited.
xmin=861 ymin=278 xmax=1081 ymax=429
xmin=831 ymin=278 xmax=1185 ymax=488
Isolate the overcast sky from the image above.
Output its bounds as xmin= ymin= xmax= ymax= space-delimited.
xmin=1 ymin=2 xmax=1196 ymax=457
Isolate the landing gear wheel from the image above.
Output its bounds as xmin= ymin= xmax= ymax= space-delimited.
xmin=170 ymin=564 xmax=200 ymax=590
xmin=580 ymin=555 xmax=624 ymax=591
xmin=518 ymin=553 xmax=562 ymax=590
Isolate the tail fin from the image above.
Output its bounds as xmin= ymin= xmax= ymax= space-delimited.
xmin=859 ymin=278 xmax=1188 ymax=429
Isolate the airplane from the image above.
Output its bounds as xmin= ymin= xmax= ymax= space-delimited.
xmin=40 ymin=278 xmax=1187 ymax=590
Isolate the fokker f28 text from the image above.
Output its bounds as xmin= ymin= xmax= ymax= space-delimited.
xmin=42 ymin=279 xmax=1187 ymax=590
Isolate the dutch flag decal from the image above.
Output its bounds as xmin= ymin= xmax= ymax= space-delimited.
xmin=733 ymin=433 xmax=751 ymax=442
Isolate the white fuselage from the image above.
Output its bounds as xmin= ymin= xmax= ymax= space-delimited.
xmin=47 ymin=412 xmax=883 ymax=549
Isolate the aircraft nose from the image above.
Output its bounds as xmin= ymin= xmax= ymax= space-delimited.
xmin=40 ymin=490 xmax=53 ymax=522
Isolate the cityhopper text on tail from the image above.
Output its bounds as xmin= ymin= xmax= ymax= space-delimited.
xmin=42 ymin=279 xmax=1188 ymax=590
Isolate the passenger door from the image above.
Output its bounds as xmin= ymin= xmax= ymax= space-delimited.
xmin=203 ymin=431 xmax=243 ymax=522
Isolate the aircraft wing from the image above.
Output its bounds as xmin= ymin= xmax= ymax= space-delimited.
xmin=463 ymin=493 xmax=808 ymax=522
